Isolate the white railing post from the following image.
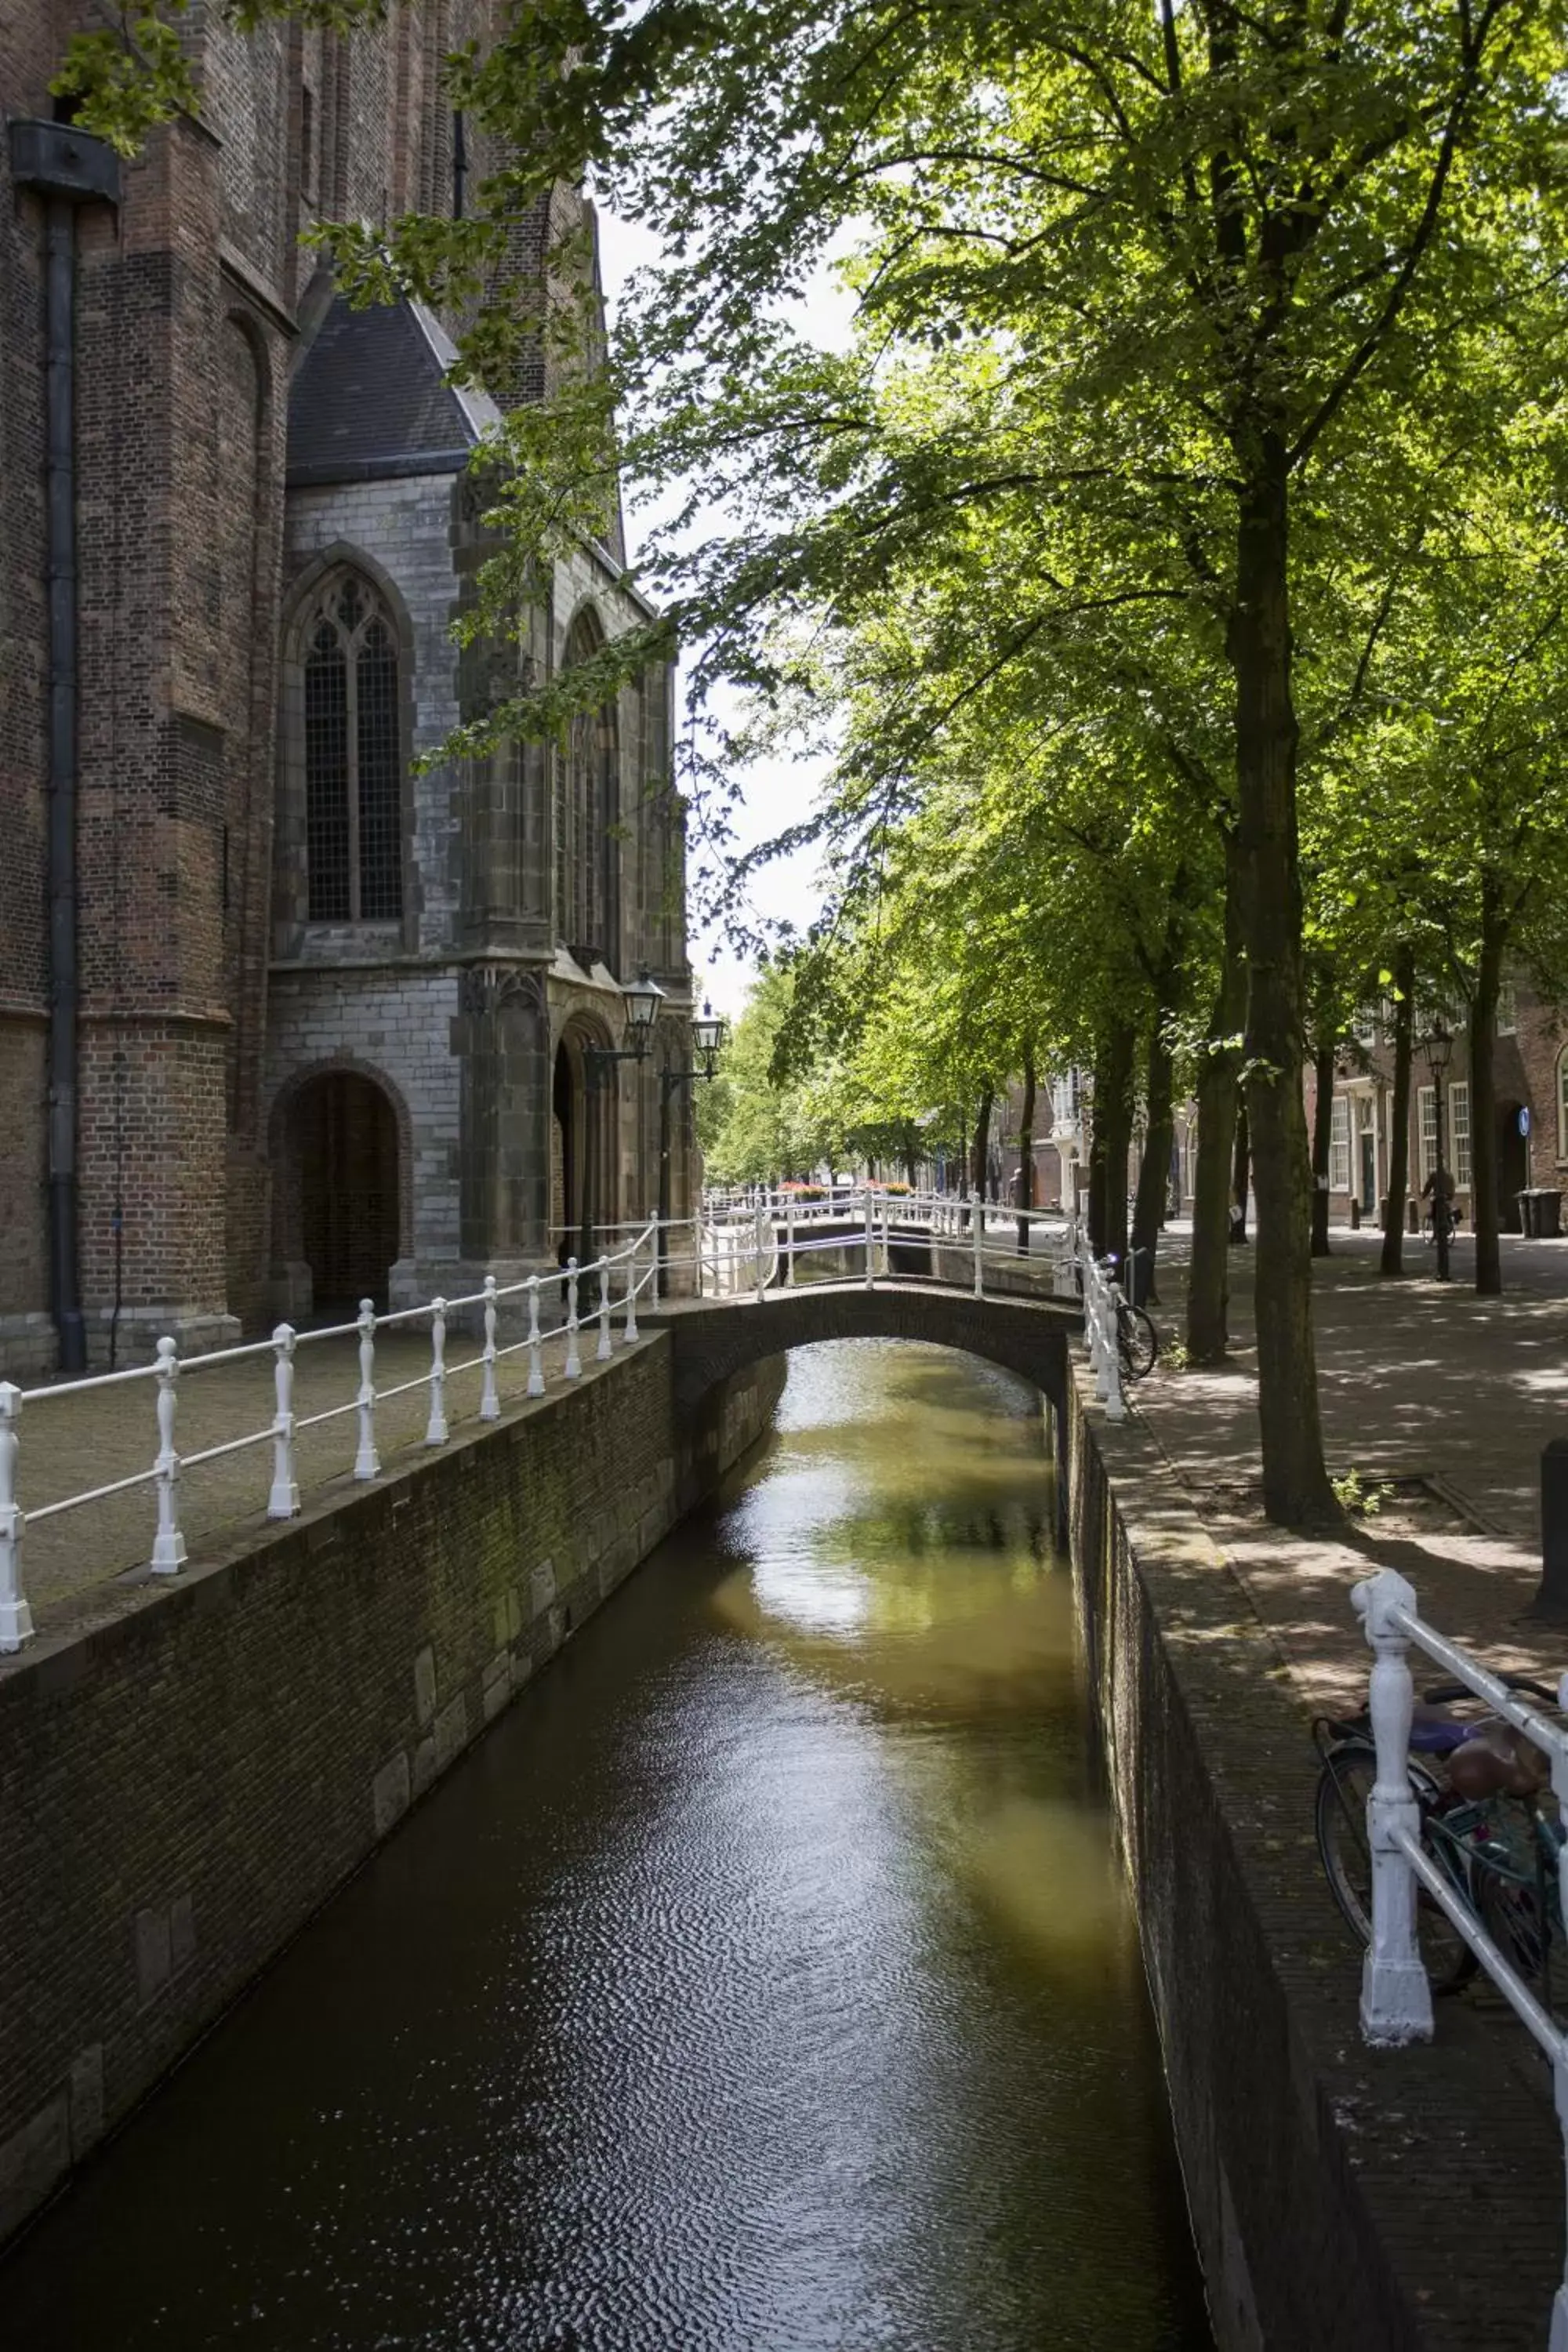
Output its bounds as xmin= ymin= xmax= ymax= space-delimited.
xmin=1352 ymin=1570 xmax=1434 ymax=2045
xmin=970 ymin=1193 xmax=983 ymax=1298
xmin=652 ymin=1218 xmax=664 ymax=1307
xmin=0 ymin=1383 xmax=33 ymax=1653
xmin=354 ymin=1299 xmax=380 ymax=1479
xmin=864 ymin=1191 xmax=875 ymax=1289
xmin=1102 ymin=1272 xmax=1127 ymax=1423
xmin=526 ymin=1276 xmax=545 ymax=1396
xmin=267 ymin=1323 xmax=299 ymax=1519
xmin=480 ymin=1276 xmax=500 ymax=1420
xmin=425 ymin=1298 xmax=449 ymax=1445
xmin=623 ymin=1242 xmax=640 ymax=1342
xmin=149 ymin=1336 xmax=187 ymax=1573
xmin=880 ymin=1196 xmax=891 ymax=1276
xmin=755 ymin=1201 xmax=768 ymax=1303
xmin=597 ymin=1258 xmax=613 ymax=1361
xmin=786 ymin=1196 xmax=797 ymax=1286
xmin=565 ymin=1258 xmax=582 ymax=1378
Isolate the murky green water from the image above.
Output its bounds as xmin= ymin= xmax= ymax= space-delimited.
xmin=5 ymin=1340 xmax=1210 ymax=2350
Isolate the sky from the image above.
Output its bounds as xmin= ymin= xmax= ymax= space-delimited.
xmin=593 ymin=205 xmax=852 ymax=1018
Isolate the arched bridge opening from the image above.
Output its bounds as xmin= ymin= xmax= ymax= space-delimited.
xmin=648 ymin=1283 xmax=1078 ymax=1427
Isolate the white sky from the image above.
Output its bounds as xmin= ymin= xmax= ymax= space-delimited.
xmin=594 ymin=205 xmax=854 ymax=1017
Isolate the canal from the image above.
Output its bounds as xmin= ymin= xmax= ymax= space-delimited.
xmin=6 ymin=1339 xmax=1210 ymax=2350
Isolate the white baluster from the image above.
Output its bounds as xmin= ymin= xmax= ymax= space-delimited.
xmin=970 ymin=1192 xmax=983 ymax=1298
xmin=623 ymin=1243 xmax=640 ymax=1342
xmin=0 ymin=1383 xmax=34 ymax=1653
xmin=880 ymin=1196 xmax=890 ymax=1276
xmin=267 ymin=1323 xmax=299 ymax=1519
xmin=150 ymin=1337 xmax=187 ymax=1573
xmin=786 ymin=1196 xmax=797 ymax=1286
xmin=354 ymin=1298 xmax=380 ymax=1479
xmin=480 ymin=1276 xmax=500 ymax=1421
xmin=526 ymin=1276 xmax=545 ymax=1396
xmin=565 ymin=1258 xmax=582 ymax=1378
xmin=863 ymin=1191 xmax=875 ymax=1289
xmin=426 ymin=1298 xmax=449 ymax=1445
xmin=1103 ymin=1275 xmax=1127 ymax=1422
xmin=1352 ymin=1570 xmax=1433 ymax=2045
xmin=597 ymin=1259 xmax=613 ymax=1360
xmin=755 ymin=1202 xmax=767 ymax=1303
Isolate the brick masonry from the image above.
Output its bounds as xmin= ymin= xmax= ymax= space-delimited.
xmin=0 ymin=1331 xmax=786 ymax=2246
xmin=1069 ymin=1370 xmax=1566 ymax=2352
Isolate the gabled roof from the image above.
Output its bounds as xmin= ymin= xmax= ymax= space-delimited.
xmin=286 ymin=296 xmax=501 ymax=488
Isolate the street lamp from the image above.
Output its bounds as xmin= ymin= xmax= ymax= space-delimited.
xmin=1422 ymin=1017 xmax=1454 ymax=1282
xmin=581 ymin=967 xmax=667 ymax=1261
xmin=659 ymin=1000 xmax=728 ymax=1281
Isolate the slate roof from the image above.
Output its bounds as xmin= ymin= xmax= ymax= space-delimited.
xmin=286 ymin=296 xmax=502 ymax=488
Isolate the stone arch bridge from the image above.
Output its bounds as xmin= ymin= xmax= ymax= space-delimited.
xmin=647 ymin=1281 xmax=1080 ymax=1422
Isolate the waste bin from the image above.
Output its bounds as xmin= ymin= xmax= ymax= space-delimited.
xmin=1518 ymin=1189 xmax=1564 ymax=1238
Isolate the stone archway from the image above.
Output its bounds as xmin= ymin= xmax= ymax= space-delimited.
xmin=278 ymin=1068 xmax=403 ymax=1315
xmin=552 ymin=1014 xmax=619 ymax=1264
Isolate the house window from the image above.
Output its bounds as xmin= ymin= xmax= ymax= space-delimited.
xmin=1329 ymin=1096 xmax=1350 ymax=1194
xmin=302 ymin=573 xmax=403 ymax=924
xmin=1417 ymin=1086 xmax=1437 ymax=1188
xmin=1558 ymin=1051 xmax=1568 ymax=1161
xmin=1352 ymin=1005 xmax=1377 ymax=1047
xmin=1449 ymin=1080 xmax=1472 ymax=1188
xmin=1497 ymin=981 xmax=1518 ymax=1036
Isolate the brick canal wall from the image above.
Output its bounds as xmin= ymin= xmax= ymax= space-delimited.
xmin=0 ymin=1333 xmax=786 ymax=2245
xmin=1065 ymin=1367 xmax=1563 ymax=2352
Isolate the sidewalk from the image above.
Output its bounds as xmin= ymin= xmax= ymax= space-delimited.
xmin=1128 ymin=1225 xmax=1568 ymax=1712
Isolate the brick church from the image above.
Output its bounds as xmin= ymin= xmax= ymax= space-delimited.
xmin=1 ymin=5 xmax=695 ymax=1376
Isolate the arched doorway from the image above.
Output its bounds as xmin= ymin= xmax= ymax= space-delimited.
xmin=552 ymin=1022 xmax=619 ymax=1264
xmin=293 ymin=1070 xmax=401 ymax=1312
xmin=552 ymin=1040 xmax=580 ymax=1265
xmin=1498 ymin=1100 xmax=1530 ymax=1230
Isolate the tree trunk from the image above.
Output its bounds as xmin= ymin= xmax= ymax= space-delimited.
xmin=1188 ymin=840 xmax=1245 ymax=1365
xmin=1231 ymin=442 xmax=1336 ymax=1524
xmin=902 ymin=1123 xmax=918 ymax=1190
xmin=1310 ymin=1040 xmax=1335 ymax=1256
xmin=1131 ymin=1021 xmax=1176 ymax=1306
xmin=1095 ymin=1019 xmax=1136 ymax=1272
xmin=971 ymin=1088 xmax=993 ymax=1203
xmin=1231 ymin=1105 xmax=1250 ymax=1242
xmin=1014 ymin=1055 xmax=1036 ymax=1254
xmin=1381 ymin=949 xmax=1413 ymax=1276
xmin=1472 ymin=884 xmax=1505 ymax=1298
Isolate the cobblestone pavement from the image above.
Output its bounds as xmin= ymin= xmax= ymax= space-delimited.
xmin=12 ymin=1308 xmax=631 ymax=1632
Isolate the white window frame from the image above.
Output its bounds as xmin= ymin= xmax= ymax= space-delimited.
xmin=1417 ymin=1086 xmax=1437 ymax=1189
xmin=1449 ymin=1080 xmax=1472 ymax=1189
xmin=1497 ymin=981 xmax=1518 ymax=1036
xmin=1329 ymin=1095 xmax=1351 ymax=1194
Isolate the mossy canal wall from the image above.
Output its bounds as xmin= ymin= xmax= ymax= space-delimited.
xmin=1065 ymin=1363 xmax=1563 ymax=2352
xmin=0 ymin=1333 xmax=785 ymax=2246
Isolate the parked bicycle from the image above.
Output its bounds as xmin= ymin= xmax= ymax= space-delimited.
xmin=1314 ymin=1673 xmax=1567 ymax=2008
xmin=1099 ymin=1254 xmax=1159 ymax=1383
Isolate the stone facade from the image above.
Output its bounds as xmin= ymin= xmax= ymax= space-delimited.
xmin=1 ymin=4 xmax=689 ymax=1374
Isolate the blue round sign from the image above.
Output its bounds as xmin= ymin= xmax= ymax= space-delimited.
xmin=1519 ymin=1105 xmax=1532 ymax=1138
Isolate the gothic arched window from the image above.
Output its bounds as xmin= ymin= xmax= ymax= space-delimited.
xmin=302 ymin=573 xmax=404 ymax=923
xmin=554 ymin=609 xmax=619 ymax=963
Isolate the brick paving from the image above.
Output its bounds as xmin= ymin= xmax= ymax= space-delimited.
xmin=1123 ymin=1226 xmax=1568 ymax=1715
xmin=11 ymin=1305 xmax=630 ymax=1632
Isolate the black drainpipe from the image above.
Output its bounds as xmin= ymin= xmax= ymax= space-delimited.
xmin=8 ymin=120 xmax=120 ymax=1375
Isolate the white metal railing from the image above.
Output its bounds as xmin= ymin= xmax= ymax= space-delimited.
xmin=0 ymin=1185 xmax=1095 ymax=1656
xmin=0 ymin=1222 xmax=663 ymax=1656
xmin=1353 ymin=1567 xmax=1568 ymax=2350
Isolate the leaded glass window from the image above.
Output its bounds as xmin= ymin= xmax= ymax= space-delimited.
xmin=301 ymin=574 xmax=404 ymax=923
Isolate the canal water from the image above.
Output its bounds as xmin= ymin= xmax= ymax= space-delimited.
xmin=7 ymin=1340 xmax=1210 ymax=2351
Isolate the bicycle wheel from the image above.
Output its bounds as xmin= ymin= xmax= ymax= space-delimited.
xmin=1314 ymin=1741 xmax=1478 ymax=1993
xmin=1475 ymin=1816 xmax=1568 ymax=2019
xmin=1116 ymin=1304 xmax=1159 ymax=1382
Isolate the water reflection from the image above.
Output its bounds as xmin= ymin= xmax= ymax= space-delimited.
xmin=3 ymin=1339 xmax=1210 ymax=2351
